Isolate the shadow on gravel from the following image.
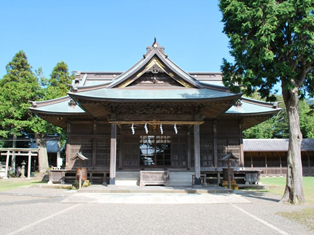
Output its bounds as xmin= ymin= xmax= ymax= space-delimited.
xmin=236 ymin=191 xmax=280 ymax=203
xmin=0 ymin=196 xmax=65 ymax=206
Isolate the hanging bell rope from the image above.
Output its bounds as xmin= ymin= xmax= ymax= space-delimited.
xmin=160 ymin=123 xmax=163 ymax=134
xmin=131 ymin=123 xmax=135 ymax=135
xmin=174 ymin=123 xmax=178 ymax=134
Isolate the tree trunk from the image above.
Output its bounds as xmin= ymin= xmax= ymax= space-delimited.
xmin=35 ymin=134 xmax=49 ymax=173
xmin=281 ymin=86 xmax=305 ymax=204
xmin=11 ymin=133 xmax=17 ymax=174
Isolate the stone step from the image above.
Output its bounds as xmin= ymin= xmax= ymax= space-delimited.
xmin=115 ymin=171 xmax=195 ymax=187
xmin=115 ymin=171 xmax=139 ymax=186
xmin=169 ymin=171 xmax=194 ymax=186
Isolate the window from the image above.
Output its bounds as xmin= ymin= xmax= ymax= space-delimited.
xmin=140 ymin=135 xmax=171 ymax=166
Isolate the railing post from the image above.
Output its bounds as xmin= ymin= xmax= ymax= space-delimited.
xmin=3 ymin=150 xmax=10 ymax=180
xmin=27 ymin=151 xmax=32 ymax=179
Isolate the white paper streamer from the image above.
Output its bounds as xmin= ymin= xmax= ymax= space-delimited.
xmin=174 ymin=123 xmax=178 ymax=134
xmin=144 ymin=123 xmax=148 ymax=134
xmin=160 ymin=123 xmax=163 ymax=134
xmin=131 ymin=123 xmax=135 ymax=135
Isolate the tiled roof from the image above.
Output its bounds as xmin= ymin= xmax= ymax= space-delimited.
xmin=226 ymin=99 xmax=277 ymax=115
xmin=243 ymin=139 xmax=314 ymax=151
xmin=29 ymin=96 xmax=86 ymax=114
xmin=29 ymin=41 xmax=280 ymax=121
xmin=69 ymin=87 xmax=240 ymax=101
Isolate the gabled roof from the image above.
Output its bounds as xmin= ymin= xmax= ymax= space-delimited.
xmin=29 ymin=40 xmax=280 ymax=128
xmin=106 ymin=39 xmax=202 ymax=89
xmin=67 ymin=40 xmax=242 ymax=104
xmin=71 ymin=152 xmax=89 ymax=161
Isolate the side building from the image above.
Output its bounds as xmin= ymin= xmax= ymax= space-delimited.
xmin=244 ymin=139 xmax=314 ymax=176
xmin=29 ymin=40 xmax=279 ymax=186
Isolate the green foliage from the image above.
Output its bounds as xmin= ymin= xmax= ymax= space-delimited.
xmin=44 ymin=61 xmax=74 ymax=99
xmin=0 ymin=52 xmax=72 ymax=145
xmin=243 ymin=94 xmax=288 ymax=138
xmin=299 ymin=99 xmax=314 ymax=138
xmin=30 ymin=61 xmax=74 ymax=140
xmin=219 ymin=0 xmax=314 ymax=100
xmin=0 ymin=51 xmax=42 ymax=140
xmin=244 ymin=94 xmax=314 ymax=138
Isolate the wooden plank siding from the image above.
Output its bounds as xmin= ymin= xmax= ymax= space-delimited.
xmin=64 ymin=119 xmax=243 ymax=171
xmin=244 ymin=151 xmax=314 ymax=176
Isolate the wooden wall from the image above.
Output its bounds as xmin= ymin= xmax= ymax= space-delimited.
xmin=244 ymin=151 xmax=314 ymax=176
xmin=65 ymin=119 xmax=243 ymax=170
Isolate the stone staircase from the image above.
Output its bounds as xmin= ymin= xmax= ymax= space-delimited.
xmin=115 ymin=171 xmax=194 ymax=187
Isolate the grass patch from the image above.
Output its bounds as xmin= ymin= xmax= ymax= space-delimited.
xmin=260 ymin=177 xmax=314 ymax=205
xmin=259 ymin=176 xmax=314 ymax=231
xmin=0 ymin=179 xmax=45 ymax=192
xmin=277 ymin=208 xmax=314 ymax=231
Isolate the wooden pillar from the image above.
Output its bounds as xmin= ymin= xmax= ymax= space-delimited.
xmin=57 ymin=140 xmax=62 ymax=169
xmin=213 ymin=120 xmax=218 ymax=168
xmin=66 ymin=122 xmax=71 ymax=167
xmin=187 ymin=130 xmax=191 ymax=169
xmin=3 ymin=150 xmax=10 ymax=180
xmin=251 ymin=155 xmax=253 ymax=169
xmin=239 ymin=120 xmax=244 ymax=168
xmin=92 ymin=121 xmax=97 ymax=168
xmin=265 ymin=153 xmax=268 ymax=176
xmin=27 ymin=151 xmax=32 ymax=179
xmin=279 ymin=153 xmax=282 ymax=176
xmin=194 ymin=125 xmax=201 ymax=185
xmin=119 ymin=135 xmax=123 ymax=169
xmin=109 ymin=124 xmax=117 ymax=185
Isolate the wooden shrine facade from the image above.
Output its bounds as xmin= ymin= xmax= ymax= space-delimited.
xmin=66 ymin=119 xmax=243 ymax=170
xmin=30 ymin=40 xmax=279 ymax=186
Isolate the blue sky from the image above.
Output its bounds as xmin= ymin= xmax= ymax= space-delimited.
xmin=0 ymin=0 xmax=233 ymax=79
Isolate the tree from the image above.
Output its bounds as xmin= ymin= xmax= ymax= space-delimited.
xmin=219 ymin=0 xmax=314 ymax=204
xmin=44 ymin=61 xmax=74 ymax=99
xmin=30 ymin=62 xmax=73 ymax=171
xmin=0 ymin=51 xmax=42 ymax=172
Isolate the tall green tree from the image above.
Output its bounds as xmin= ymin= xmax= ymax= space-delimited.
xmin=29 ymin=68 xmax=61 ymax=172
xmin=44 ymin=61 xmax=74 ymax=99
xmin=30 ymin=62 xmax=73 ymax=170
xmin=219 ymin=0 xmax=314 ymax=204
xmin=0 ymin=51 xmax=42 ymax=171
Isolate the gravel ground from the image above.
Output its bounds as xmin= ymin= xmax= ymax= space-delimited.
xmin=0 ymin=186 xmax=313 ymax=235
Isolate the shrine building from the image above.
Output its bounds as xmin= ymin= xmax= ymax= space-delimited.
xmin=30 ymin=40 xmax=279 ymax=186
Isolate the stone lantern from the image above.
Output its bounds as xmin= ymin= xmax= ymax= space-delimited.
xmin=20 ymin=160 xmax=26 ymax=178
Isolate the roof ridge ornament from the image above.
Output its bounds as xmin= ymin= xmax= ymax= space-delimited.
xmin=152 ymin=36 xmax=158 ymax=48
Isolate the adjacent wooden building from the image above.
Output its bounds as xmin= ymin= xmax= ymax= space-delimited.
xmin=30 ymin=40 xmax=279 ymax=186
xmin=244 ymin=139 xmax=314 ymax=176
